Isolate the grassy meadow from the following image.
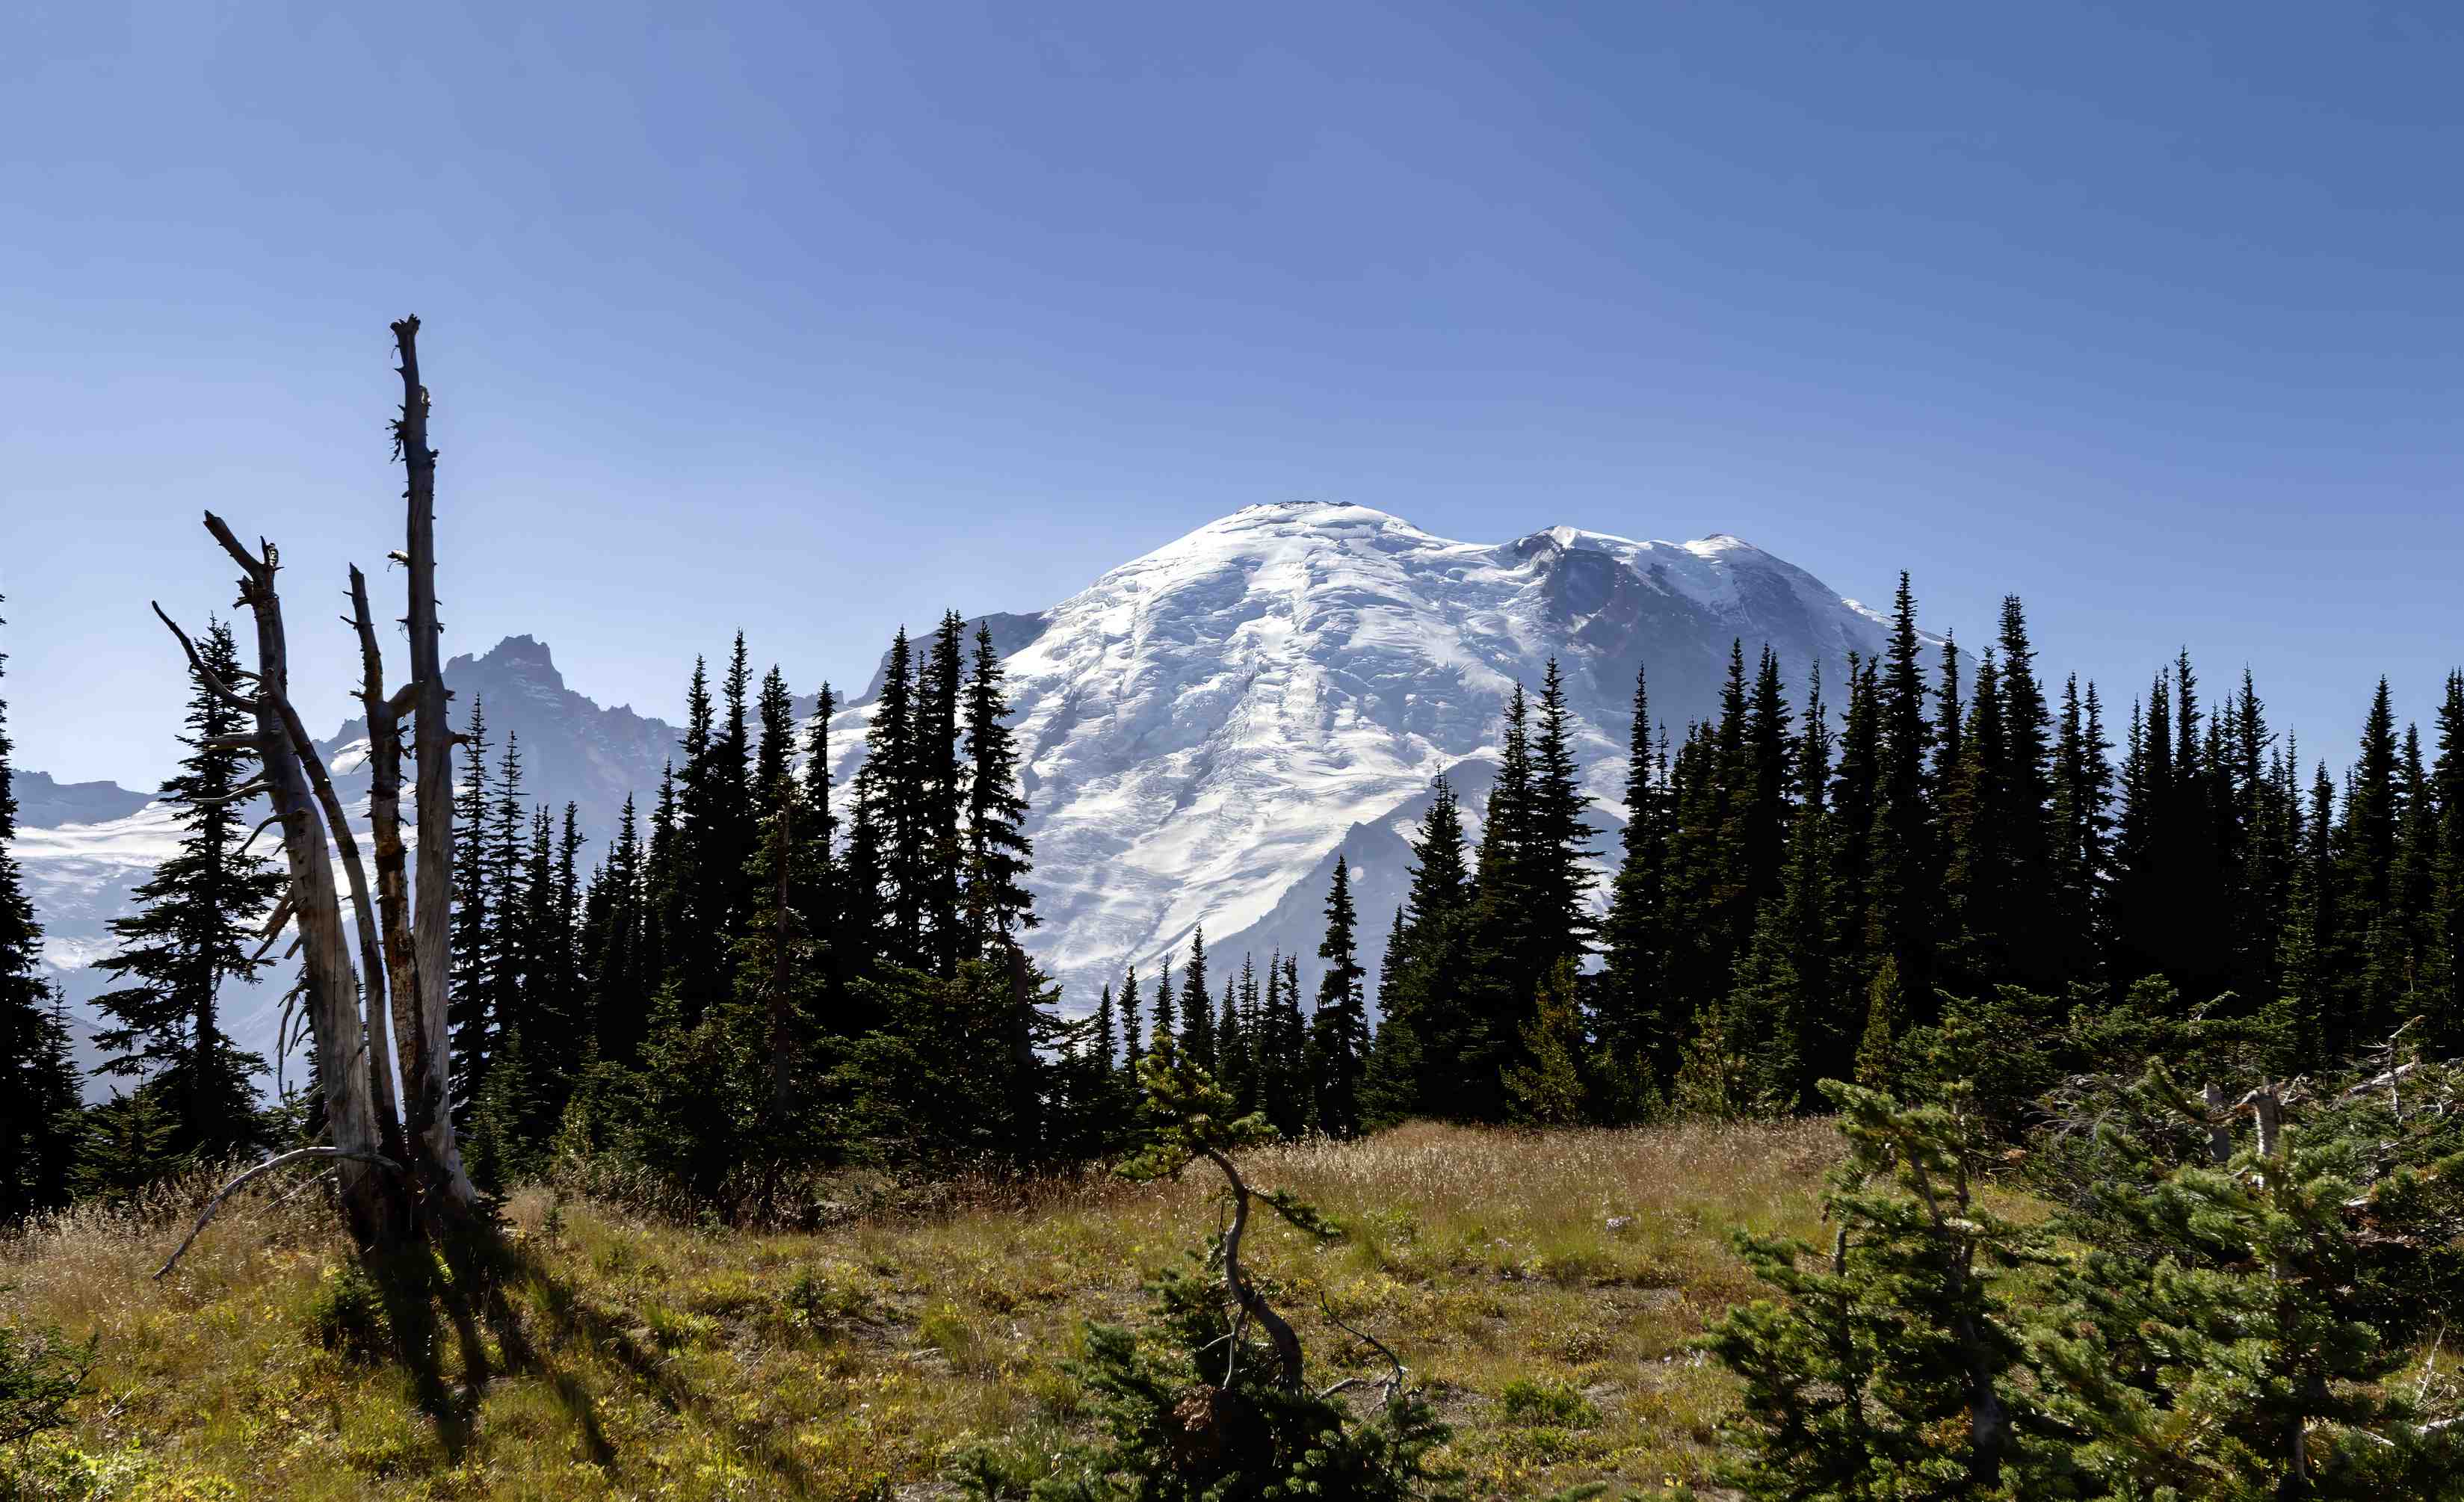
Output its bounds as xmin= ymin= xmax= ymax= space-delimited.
xmin=0 ymin=1119 xmax=1855 ymax=1501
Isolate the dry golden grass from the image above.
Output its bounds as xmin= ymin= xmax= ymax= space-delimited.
xmin=1 ymin=1119 xmax=1840 ymax=1501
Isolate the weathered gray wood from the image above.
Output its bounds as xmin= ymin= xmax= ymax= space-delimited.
xmin=392 ymin=316 xmax=478 ymax=1218
xmin=349 ymin=564 xmax=416 ymax=1167
xmin=161 ymin=516 xmax=402 ymax=1245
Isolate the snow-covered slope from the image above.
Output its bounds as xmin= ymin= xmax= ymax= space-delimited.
xmin=823 ymin=502 xmax=1927 ymax=1004
xmin=19 ymin=635 xmax=691 ymax=1095
xmin=22 ymin=503 xmax=1936 ymax=1069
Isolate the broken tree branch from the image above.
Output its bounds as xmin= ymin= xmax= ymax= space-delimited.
xmin=153 ymin=1148 xmax=407 ymax=1280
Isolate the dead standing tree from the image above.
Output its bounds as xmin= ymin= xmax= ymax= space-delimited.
xmin=152 ymin=316 xmax=478 ymax=1266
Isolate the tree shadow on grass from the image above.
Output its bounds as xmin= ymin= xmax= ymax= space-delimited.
xmin=359 ymin=1220 xmax=817 ymax=1495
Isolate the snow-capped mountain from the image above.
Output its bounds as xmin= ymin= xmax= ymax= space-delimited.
xmin=19 ymin=502 xmax=1933 ymax=1082
xmin=821 ymin=502 xmax=1924 ymax=1004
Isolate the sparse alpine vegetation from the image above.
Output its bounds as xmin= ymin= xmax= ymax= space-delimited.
xmin=1 ymin=1119 xmax=1834 ymax=1501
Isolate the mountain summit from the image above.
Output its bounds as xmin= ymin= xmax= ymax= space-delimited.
xmin=22 ymin=504 xmax=1932 ymax=1067
xmin=822 ymin=502 xmax=1923 ymax=1001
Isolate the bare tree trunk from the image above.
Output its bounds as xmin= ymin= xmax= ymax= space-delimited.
xmin=392 ymin=316 xmax=479 ymax=1220
xmin=161 ymin=521 xmax=403 ymax=1246
xmin=351 ymin=565 xmax=420 ymax=1176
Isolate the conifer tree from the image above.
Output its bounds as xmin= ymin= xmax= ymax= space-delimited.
xmin=1504 ymin=957 xmax=1585 ymax=1126
xmin=587 ymin=794 xmax=647 ymax=1064
xmin=753 ymin=665 xmax=794 ymax=814
xmin=961 ymin=622 xmax=1035 ymax=954
xmin=481 ymin=731 xmax=528 ymax=1045
xmin=800 ymin=682 xmax=845 ymax=999
xmin=1827 ymin=655 xmax=1882 ymax=988
xmin=715 ymin=632 xmax=759 ymax=937
xmin=1596 ymin=667 xmax=1671 ymax=1097
xmin=1359 ymin=907 xmax=1421 ymax=1128
xmin=2037 ymin=1073 xmax=2450 ymax=1497
xmin=1 ymin=599 xmax=83 ymax=1221
xmin=1090 ymin=982 xmax=1116 ymax=1079
xmin=1939 ymin=650 xmax=2010 ymax=995
xmin=841 ymin=761 xmax=890 ymax=975
xmin=1179 ymin=922 xmax=1213 ymax=1072
xmin=446 ymin=695 xmax=493 ymax=1127
xmin=1461 ymin=686 xmax=1539 ymax=1118
xmin=1865 ymin=573 xmax=1937 ymax=1015
xmin=90 ymin=619 xmax=280 ymax=1161
xmin=664 ymin=655 xmax=718 ymax=1003
xmin=1524 ymin=658 xmax=1598 ymax=971
xmin=2048 ymin=676 xmax=2112 ymax=992
xmin=1726 ymin=662 xmax=1840 ymax=1106
xmin=1707 ymin=1080 xmax=2065 ymax=1498
xmin=1117 ymin=962 xmax=1142 ymax=1079
xmin=1149 ymin=952 xmax=1176 ymax=1070
xmin=872 ymin=627 xmax=926 ymax=959
xmin=1994 ymin=597 xmax=2058 ymax=991
xmin=1214 ymin=969 xmax=1245 ymax=1109
xmin=1386 ymin=775 xmax=1477 ymax=1119
xmin=1257 ymin=949 xmax=1309 ymax=1137
xmin=1309 ymin=856 xmax=1368 ymax=1137
xmin=921 ymin=613 xmax=967 ymax=976
xmin=637 ymin=761 xmax=679 ymax=1017
xmin=2430 ymin=672 xmax=2464 ymax=1051
xmin=1717 ymin=646 xmax=1794 ymax=964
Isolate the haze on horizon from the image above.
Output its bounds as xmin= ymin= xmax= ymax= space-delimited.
xmin=5 ymin=1 xmax=2459 ymax=790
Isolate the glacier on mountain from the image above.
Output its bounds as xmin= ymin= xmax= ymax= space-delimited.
xmin=22 ymin=502 xmax=1936 ymax=1078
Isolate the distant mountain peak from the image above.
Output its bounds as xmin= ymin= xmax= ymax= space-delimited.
xmin=452 ymin=633 xmax=561 ymax=679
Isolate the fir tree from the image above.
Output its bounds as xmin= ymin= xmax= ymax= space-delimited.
xmin=1707 ymin=1081 xmax=2066 ymax=1498
xmin=1504 ymin=958 xmax=1585 ymax=1126
xmin=4 ymin=605 xmax=82 ymax=1219
xmin=590 ymin=794 xmax=648 ymax=1065
xmin=1214 ymin=970 xmax=1245 ymax=1112
xmin=1359 ymin=907 xmax=1421 ymax=1128
xmin=1149 ymin=952 xmax=1176 ymax=1066
xmin=1994 ymin=596 xmax=2058 ymax=991
xmin=1118 ymin=962 xmax=1143 ymax=1079
xmin=1309 ymin=857 xmax=1368 ymax=1137
xmin=2037 ymin=1073 xmax=2448 ymax=1497
xmin=481 ymin=731 xmax=529 ymax=1048
xmin=872 ymin=627 xmax=925 ymax=959
xmin=961 ymin=622 xmax=1035 ymax=953
xmin=1596 ymin=666 xmax=1671 ymax=1098
xmin=921 ymin=613 xmax=968 ymax=976
xmin=2430 ymin=673 xmax=2464 ymax=1051
xmin=1864 ymin=573 xmax=1936 ymax=1016
xmin=1179 ymin=922 xmax=1213 ymax=1072
xmin=1257 ymin=950 xmax=1309 ymax=1137
xmin=445 ymin=695 xmax=493 ymax=1128
xmin=89 ymin=618 xmax=280 ymax=1161
xmin=714 ymin=632 xmax=759 ymax=939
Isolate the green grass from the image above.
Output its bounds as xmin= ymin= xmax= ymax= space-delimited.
xmin=1 ymin=1119 xmax=1841 ymax=1499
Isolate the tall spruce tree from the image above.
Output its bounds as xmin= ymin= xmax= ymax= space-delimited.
xmin=446 ymin=695 xmax=493 ymax=1127
xmin=1597 ymin=666 xmax=1671 ymax=1097
xmin=90 ymin=619 xmax=281 ymax=1161
xmin=2430 ymin=672 xmax=2464 ymax=1051
xmin=921 ymin=613 xmax=967 ymax=976
xmin=871 ymin=627 xmax=925 ymax=960
xmin=1179 ymin=922 xmax=1213 ymax=1072
xmin=1864 ymin=572 xmax=1937 ymax=1016
xmin=1994 ymin=596 xmax=2058 ymax=989
xmin=590 ymin=793 xmax=648 ymax=1064
xmin=1308 ymin=856 xmax=1368 ymax=1137
xmin=961 ymin=622 xmax=1034 ymax=954
xmin=1 ymin=599 xmax=83 ymax=1221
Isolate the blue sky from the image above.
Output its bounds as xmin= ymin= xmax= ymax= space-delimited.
xmin=5 ymin=1 xmax=2458 ymax=788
